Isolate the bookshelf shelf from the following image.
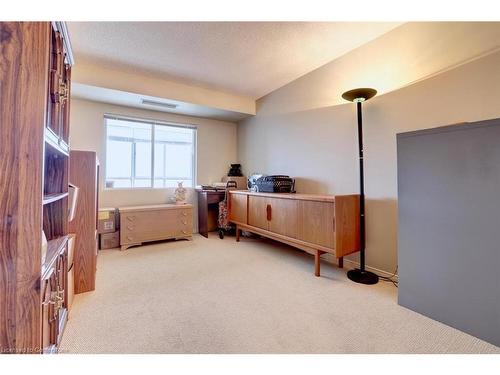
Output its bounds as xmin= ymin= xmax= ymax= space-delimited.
xmin=42 ymin=235 xmax=68 ymax=276
xmin=43 ymin=192 xmax=68 ymax=205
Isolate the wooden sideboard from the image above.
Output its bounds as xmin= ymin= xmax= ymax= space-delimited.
xmin=119 ymin=204 xmax=193 ymax=250
xmin=228 ymin=191 xmax=360 ymax=277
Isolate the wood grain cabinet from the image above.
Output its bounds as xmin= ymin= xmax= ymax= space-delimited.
xmin=41 ymin=270 xmax=57 ymax=353
xmin=0 ymin=22 xmax=74 ymax=354
xmin=41 ymin=237 xmax=69 ymax=354
xmin=119 ymin=204 xmax=193 ymax=250
xmin=45 ymin=23 xmax=72 ymax=154
xmin=229 ymin=191 xmax=360 ymax=277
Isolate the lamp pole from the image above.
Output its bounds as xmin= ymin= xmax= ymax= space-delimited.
xmin=342 ymin=88 xmax=379 ymax=285
xmin=357 ymin=100 xmax=366 ymax=272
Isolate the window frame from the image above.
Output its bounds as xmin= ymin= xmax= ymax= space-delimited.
xmin=103 ymin=113 xmax=197 ymax=190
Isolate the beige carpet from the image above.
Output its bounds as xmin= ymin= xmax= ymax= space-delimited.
xmin=60 ymin=234 xmax=500 ymax=354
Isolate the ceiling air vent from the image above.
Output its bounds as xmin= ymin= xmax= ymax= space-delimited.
xmin=141 ymin=99 xmax=178 ymax=109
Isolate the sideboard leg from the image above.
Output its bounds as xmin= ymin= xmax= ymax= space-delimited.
xmin=338 ymin=256 xmax=344 ymax=269
xmin=315 ymin=250 xmax=321 ymax=277
xmin=236 ymin=226 xmax=240 ymax=242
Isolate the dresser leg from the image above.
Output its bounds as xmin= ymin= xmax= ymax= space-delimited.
xmin=236 ymin=226 xmax=240 ymax=242
xmin=338 ymin=257 xmax=344 ymax=269
xmin=315 ymin=250 xmax=321 ymax=277
xmin=121 ymin=243 xmax=141 ymax=251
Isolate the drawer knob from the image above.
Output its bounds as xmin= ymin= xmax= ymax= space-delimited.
xmin=127 ymin=236 xmax=133 ymax=241
xmin=181 ymin=220 xmax=187 ymax=225
xmin=127 ymin=225 xmax=134 ymax=231
xmin=182 ymin=230 xmax=188 ymax=234
xmin=182 ymin=212 xmax=187 ymax=216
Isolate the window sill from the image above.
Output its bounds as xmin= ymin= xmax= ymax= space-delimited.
xmin=102 ymin=186 xmax=195 ymax=192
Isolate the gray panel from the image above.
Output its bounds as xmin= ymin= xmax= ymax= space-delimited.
xmin=397 ymin=118 xmax=500 ymax=347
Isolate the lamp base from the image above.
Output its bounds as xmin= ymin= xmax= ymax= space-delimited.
xmin=347 ymin=269 xmax=379 ymax=285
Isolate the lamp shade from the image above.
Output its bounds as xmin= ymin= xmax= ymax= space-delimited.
xmin=342 ymin=88 xmax=377 ymax=102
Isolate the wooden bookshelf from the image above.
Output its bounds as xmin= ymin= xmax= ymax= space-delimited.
xmin=0 ymin=22 xmax=74 ymax=354
xmin=40 ymin=21 xmax=74 ymax=353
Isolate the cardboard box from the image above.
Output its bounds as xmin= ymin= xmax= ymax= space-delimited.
xmin=99 ymin=230 xmax=120 ymax=250
xmin=222 ymin=176 xmax=247 ymax=189
xmin=98 ymin=207 xmax=119 ymax=234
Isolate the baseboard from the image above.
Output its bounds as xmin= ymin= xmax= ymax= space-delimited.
xmin=322 ymin=253 xmax=398 ymax=281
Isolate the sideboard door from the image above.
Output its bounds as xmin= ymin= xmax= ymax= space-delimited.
xmin=248 ymin=196 xmax=269 ymax=230
xmin=228 ymin=193 xmax=248 ymax=224
xmin=267 ymin=198 xmax=298 ymax=238
xmin=297 ymin=201 xmax=335 ymax=248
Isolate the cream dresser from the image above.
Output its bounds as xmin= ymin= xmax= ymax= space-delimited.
xmin=119 ymin=204 xmax=193 ymax=250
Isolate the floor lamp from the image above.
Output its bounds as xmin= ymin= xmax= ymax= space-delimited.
xmin=341 ymin=88 xmax=379 ymax=285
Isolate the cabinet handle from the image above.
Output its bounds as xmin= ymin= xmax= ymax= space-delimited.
xmin=127 ymin=225 xmax=134 ymax=231
xmin=51 ymin=291 xmax=62 ymax=301
xmin=59 ymin=81 xmax=69 ymax=102
xmin=266 ymin=204 xmax=272 ymax=221
xmin=50 ymin=291 xmax=64 ymax=310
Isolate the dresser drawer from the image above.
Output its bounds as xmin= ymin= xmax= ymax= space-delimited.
xmin=176 ymin=208 xmax=192 ymax=220
xmin=178 ymin=212 xmax=193 ymax=225
xmin=120 ymin=205 xmax=193 ymax=245
xmin=173 ymin=227 xmax=192 ymax=237
xmin=122 ymin=213 xmax=192 ymax=230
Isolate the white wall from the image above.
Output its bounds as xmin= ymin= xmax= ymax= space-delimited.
xmin=69 ymin=98 xmax=238 ymax=230
xmin=255 ymin=22 xmax=500 ymax=112
xmin=238 ymin=49 xmax=500 ymax=274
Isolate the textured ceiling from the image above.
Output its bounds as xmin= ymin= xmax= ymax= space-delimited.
xmin=67 ymin=22 xmax=401 ymax=99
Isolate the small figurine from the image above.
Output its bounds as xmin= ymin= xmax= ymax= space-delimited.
xmin=174 ymin=181 xmax=187 ymax=204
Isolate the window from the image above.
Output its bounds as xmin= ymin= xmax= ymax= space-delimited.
xmin=105 ymin=115 xmax=196 ymax=189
